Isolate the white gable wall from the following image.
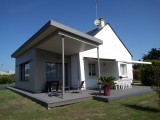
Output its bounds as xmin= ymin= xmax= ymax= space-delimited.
xmin=79 ymin=24 xmax=133 ymax=89
xmin=80 ymin=24 xmax=132 ymax=60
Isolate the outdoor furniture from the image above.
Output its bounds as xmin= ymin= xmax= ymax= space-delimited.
xmin=46 ymin=81 xmax=60 ymax=96
xmin=51 ymin=81 xmax=59 ymax=91
xmin=114 ymin=80 xmax=121 ymax=90
xmin=45 ymin=81 xmax=53 ymax=92
xmin=64 ymin=86 xmax=71 ymax=93
xmin=126 ymin=79 xmax=132 ymax=88
xmin=72 ymin=81 xmax=84 ymax=93
xmin=114 ymin=78 xmax=133 ymax=90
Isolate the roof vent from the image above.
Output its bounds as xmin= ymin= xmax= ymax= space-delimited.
xmin=94 ymin=17 xmax=106 ymax=29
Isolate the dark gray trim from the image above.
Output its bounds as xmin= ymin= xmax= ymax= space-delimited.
xmin=11 ymin=20 xmax=103 ymax=58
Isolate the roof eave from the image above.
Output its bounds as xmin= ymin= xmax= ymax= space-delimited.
xmin=11 ymin=20 xmax=103 ymax=58
xmin=11 ymin=20 xmax=52 ymax=58
xmin=50 ymin=20 xmax=103 ymax=45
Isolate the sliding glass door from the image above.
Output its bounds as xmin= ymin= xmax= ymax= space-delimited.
xmin=46 ymin=63 xmax=68 ymax=84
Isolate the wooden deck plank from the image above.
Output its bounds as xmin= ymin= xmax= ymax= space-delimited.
xmin=6 ymin=86 xmax=153 ymax=108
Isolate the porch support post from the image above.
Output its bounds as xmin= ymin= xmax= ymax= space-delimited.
xmin=97 ymin=46 xmax=101 ymax=95
xmin=61 ymin=35 xmax=65 ymax=99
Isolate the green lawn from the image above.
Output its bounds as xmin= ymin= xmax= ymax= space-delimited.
xmin=0 ymin=90 xmax=160 ymax=120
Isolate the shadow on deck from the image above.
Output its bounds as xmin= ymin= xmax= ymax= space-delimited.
xmin=7 ymin=86 xmax=153 ymax=109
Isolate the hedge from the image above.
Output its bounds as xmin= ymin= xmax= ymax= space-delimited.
xmin=0 ymin=74 xmax=15 ymax=84
xmin=140 ymin=60 xmax=160 ymax=86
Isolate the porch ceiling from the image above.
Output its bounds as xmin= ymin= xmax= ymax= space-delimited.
xmin=37 ymin=30 xmax=97 ymax=55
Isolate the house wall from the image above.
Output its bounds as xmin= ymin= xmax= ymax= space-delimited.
xmin=81 ymin=25 xmax=132 ymax=61
xmin=97 ymin=25 xmax=133 ymax=80
xmin=80 ymin=24 xmax=133 ymax=88
xmin=101 ymin=61 xmax=119 ymax=78
xmin=80 ymin=59 xmax=119 ymax=89
xmin=15 ymin=48 xmax=36 ymax=92
xmin=71 ymin=54 xmax=80 ymax=86
xmin=35 ymin=49 xmax=71 ymax=93
xmin=82 ymin=58 xmax=98 ymax=89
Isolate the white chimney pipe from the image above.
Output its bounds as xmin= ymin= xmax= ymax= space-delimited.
xmin=99 ymin=18 xmax=105 ymax=28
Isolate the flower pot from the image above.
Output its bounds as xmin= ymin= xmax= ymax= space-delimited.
xmin=103 ymin=86 xmax=110 ymax=96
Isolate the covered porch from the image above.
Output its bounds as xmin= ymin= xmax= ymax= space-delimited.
xmin=83 ymin=57 xmax=118 ymax=89
xmin=34 ymin=21 xmax=103 ymax=98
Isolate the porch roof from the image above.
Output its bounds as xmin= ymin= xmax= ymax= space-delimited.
xmin=11 ymin=20 xmax=103 ymax=58
xmin=118 ymin=60 xmax=152 ymax=64
xmin=84 ymin=57 xmax=116 ymax=62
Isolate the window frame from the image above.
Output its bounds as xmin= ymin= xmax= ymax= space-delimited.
xmin=20 ymin=62 xmax=30 ymax=81
xmin=88 ymin=63 xmax=96 ymax=77
xmin=46 ymin=62 xmax=68 ymax=82
xmin=120 ymin=64 xmax=127 ymax=77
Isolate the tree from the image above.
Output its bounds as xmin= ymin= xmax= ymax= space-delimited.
xmin=142 ymin=48 xmax=160 ymax=60
xmin=137 ymin=48 xmax=160 ymax=107
xmin=139 ymin=60 xmax=160 ymax=107
xmin=139 ymin=60 xmax=159 ymax=86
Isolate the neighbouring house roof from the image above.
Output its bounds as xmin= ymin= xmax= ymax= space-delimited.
xmin=11 ymin=20 xmax=103 ymax=58
xmin=0 ymin=71 xmax=8 ymax=75
xmin=0 ymin=70 xmax=15 ymax=75
xmin=87 ymin=23 xmax=133 ymax=57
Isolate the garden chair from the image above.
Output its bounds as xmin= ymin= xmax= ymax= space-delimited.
xmin=72 ymin=81 xmax=84 ymax=93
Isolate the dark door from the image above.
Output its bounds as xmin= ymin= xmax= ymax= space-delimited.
xmin=46 ymin=63 xmax=68 ymax=85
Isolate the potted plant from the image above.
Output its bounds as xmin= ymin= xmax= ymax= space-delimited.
xmin=98 ymin=76 xmax=116 ymax=96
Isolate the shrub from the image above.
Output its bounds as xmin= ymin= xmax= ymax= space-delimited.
xmin=139 ymin=60 xmax=160 ymax=107
xmin=0 ymin=74 xmax=15 ymax=84
xmin=139 ymin=60 xmax=160 ymax=86
xmin=139 ymin=64 xmax=154 ymax=86
xmin=98 ymin=76 xmax=116 ymax=86
xmin=133 ymin=69 xmax=140 ymax=81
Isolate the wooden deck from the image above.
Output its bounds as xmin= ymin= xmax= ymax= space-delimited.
xmin=7 ymin=86 xmax=153 ymax=109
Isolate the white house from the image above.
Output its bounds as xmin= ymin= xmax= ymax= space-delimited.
xmin=71 ymin=18 xmax=133 ymax=89
xmin=11 ymin=18 xmax=150 ymax=93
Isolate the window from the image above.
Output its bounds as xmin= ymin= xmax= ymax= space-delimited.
xmin=89 ymin=63 xmax=96 ymax=76
xmin=46 ymin=63 xmax=68 ymax=82
xmin=21 ymin=62 xmax=30 ymax=81
xmin=120 ymin=64 xmax=127 ymax=76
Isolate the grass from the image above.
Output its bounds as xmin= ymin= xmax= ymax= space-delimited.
xmin=0 ymin=82 xmax=15 ymax=86
xmin=0 ymin=90 xmax=160 ymax=120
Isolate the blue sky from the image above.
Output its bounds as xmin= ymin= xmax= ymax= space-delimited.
xmin=0 ymin=0 xmax=160 ymax=71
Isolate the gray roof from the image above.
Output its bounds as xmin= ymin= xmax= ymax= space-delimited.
xmin=86 ymin=27 xmax=103 ymax=36
xmin=11 ymin=20 xmax=103 ymax=58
